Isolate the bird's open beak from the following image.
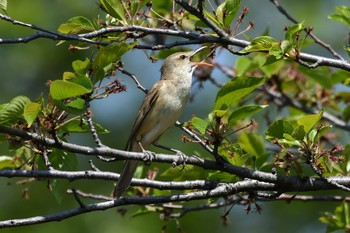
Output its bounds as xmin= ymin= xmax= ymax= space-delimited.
xmin=190 ymin=46 xmax=213 ymax=67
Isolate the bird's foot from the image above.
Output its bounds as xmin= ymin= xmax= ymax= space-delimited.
xmin=142 ymin=150 xmax=155 ymax=166
xmin=171 ymin=149 xmax=188 ymax=170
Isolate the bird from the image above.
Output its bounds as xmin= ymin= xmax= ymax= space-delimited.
xmin=114 ymin=47 xmax=213 ymax=198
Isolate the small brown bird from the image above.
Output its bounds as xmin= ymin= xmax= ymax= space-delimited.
xmin=114 ymin=47 xmax=212 ymax=198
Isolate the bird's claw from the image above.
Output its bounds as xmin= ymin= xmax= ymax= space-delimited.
xmin=171 ymin=150 xmax=188 ymax=170
xmin=143 ymin=150 xmax=155 ymax=165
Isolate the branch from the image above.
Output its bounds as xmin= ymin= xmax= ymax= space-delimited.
xmin=0 ymin=179 xmax=275 ymax=229
xmin=262 ymin=86 xmax=350 ymax=131
xmin=2 ymin=125 xmax=350 ymax=193
xmin=1 ymin=13 xmax=348 ymax=72
xmin=269 ymin=0 xmax=345 ymax=60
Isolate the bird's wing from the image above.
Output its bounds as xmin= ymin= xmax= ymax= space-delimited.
xmin=125 ymin=81 xmax=162 ymax=151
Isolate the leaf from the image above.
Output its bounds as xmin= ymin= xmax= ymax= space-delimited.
xmin=191 ymin=117 xmax=209 ymax=135
xmin=238 ymin=133 xmax=265 ymax=157
xmin=207 ymin=171 xmax=238 ymax=182
xmin=57 ymin=16 xmax=94 ymax=34
xmin=296 ymin=111 xmax=323 ymax=134
xmin=240 ymin=36 xmax=279 ymax=53
xmin=161 ymin=165 xmax=208 ymax=181
xmin=72 ymin=58 xmax=90 ymax=76
xmin=23 ymin=102 xmax=41 ymax=127
xmin=99 ymin=0 xmax=126 ymax=22
xmin=93 ymin=42 xmax=136 ymax=82
xmin=228 ymin=104 xmax=268 ymax=125
xmin=216 ymin=0 xmax=241 ymax=28
xmin=265 ymin=120 xmax=295 ymax=140
xmin=50 ymin=80 xmax=91 ymax=100
xmin=0 ymin=156 xmax=14 ymax=169
xmin=0 ymin=0 xmax=7 ymax=12
xmin=58 ymin=118 xmax=109 ymax=134
xmin=0 ymin=96 xmax=31 ymax=124
xmin=285 ymin=22 xmax=305 ymax=41
xmin=328 ymin=6 xmax=350 ymax=27
xmin=214 ymin=76 xmax=266 ymax=110
xmin=49 ymin=149 xmax=77 ymax=203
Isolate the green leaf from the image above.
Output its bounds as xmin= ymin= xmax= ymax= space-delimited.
xmin=68 ymin=76 xmax=93 ymax=92
xmin=207 ymin=171 xmax=238 ymax=182
xmin=228 ymin=104 xmax=268 ymax=125
xmin=216 ymin=0 xmax=240 ymax=28
xmin=50 ymin=80 xmax=91 ymax=100
xmin=99 ymin=0 xmax=126 ymax=22
xmin=0 ymin=0 xmax=7 ymax=12
xmin=214 ymin=76 xmax=266 ymax=110
xmin=238 ymin=133 xmax=265 ymax=157
xmin=72 ymin=58 xmax=90 ymax=76
xmin=191 ymin=117 xmax=209 ymax=135
xmin=0 ymin=96 xmax=31 ymax=124
xmin=57 ymin=16 xmax=94 ymax=34
xmin=328 ymin=6 xmax=350 ymax=27
xmin=93 ymin=42 xmax=136 ymax=82
xmin=285 ymin=22 xmax=305 ymax=41
xmin=291 ymin=125 xmax=306 ymax=141
xmin=240 ymin=36 xmax=279 ymax=53
xmin=58 ymin=118 xmax=109 ymax=134
xmin=49 ymin=149 xmax=77 ymax=203
xmin=0 ymin=156 xmax=14 ymax=169
xmin=161 ymin=165 xmax=208 ymax=181
xmin=23 ymin=102 xmax=42 ymax=127
xmin=296 ymin=111 xmax=323 ymax=134
xmin=265 ymin=120 xmax=295 ymax=140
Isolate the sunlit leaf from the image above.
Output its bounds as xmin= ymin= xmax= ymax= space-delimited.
xmin=72 ymin=58 xmax=90 ymax=76
xmin=191 ymin=117 xmax=209 ymax=135
xmin=214 ymin=77 xmax=266 ymax=110
xmin=50 ymin=80 xmax=91 ymax=100
xmin=240 ymin=36 xmax=279 ymax=53
xmin=23 ymin=102 xmax=41 ymax=127
xmin=296 ymin=111 xmax=323 ymax=134
xmin=58 ymin=16 xmax=94 ymax=34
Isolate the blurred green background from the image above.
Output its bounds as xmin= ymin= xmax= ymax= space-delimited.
xmin=0 ymin=0 xmax=349 ymax=232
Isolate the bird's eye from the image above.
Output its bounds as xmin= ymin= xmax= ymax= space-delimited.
xmin=180 ymin=54 xmax=187 ymax=60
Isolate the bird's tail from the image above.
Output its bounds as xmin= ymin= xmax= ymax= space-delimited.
xmin=113 ymin=160 xmax=139 ymax=198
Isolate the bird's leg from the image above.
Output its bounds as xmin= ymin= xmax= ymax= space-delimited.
xmin=152 ymin=143 xmax=188 ymax=169
xmin=137 ymin=141 xmax=155 ymax=165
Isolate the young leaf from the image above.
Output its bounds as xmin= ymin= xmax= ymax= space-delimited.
xmin=191 ymin=117 xmax=209 ymax=135
xmin=99 ymin=0 xmax=126 ymax=22
xmin=0 ymin=0 xmax=7 ymax=12
xmin=328 ymin=6 xmax=350 ymax=27
xmin=214 ymin=76 xmax=266 ymax=110
xmin=50 ymin=80 xmax=91 ymax=100
xmin=57 ymin=16 xmax=94 ymax=34
xmin=216 ymin=0 xmax=241 ymax=28
xmin=240 ymin=36 xmax=279 ymax=53
xmin=0 ymin=156 xmax=14 ymax=169
xmin=228 ymin=104 xmax=268 ymax=125
xmin=285 ymin=22 xmax=305 ymax=41
xmin=57 ymin=118 xmax=109 ymax=134
xmin=296 ymin=111 xmax=323 ymax=134
xmin=72 ymin=58 xmax=90 ymax=76
xmin=23 ymin=102 xmax=42 ymax=127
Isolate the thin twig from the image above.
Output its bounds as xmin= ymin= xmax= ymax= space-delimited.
xmin=269 ymin=0 xmax=345 ymax=60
